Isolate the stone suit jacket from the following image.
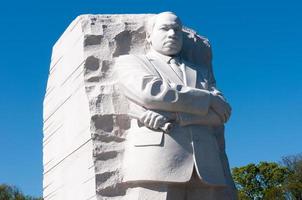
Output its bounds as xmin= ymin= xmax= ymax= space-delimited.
xmin=115 ymin=52 xmax=227 ymax=186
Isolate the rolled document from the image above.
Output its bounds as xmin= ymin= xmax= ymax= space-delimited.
xmin=160 ymin=122 xmax=173 ymax=133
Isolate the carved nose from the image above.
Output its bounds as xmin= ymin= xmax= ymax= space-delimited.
xmin=167 ymin=29 xmax=176 ymax=36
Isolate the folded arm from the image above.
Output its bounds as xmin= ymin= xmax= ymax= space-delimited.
xmin=115 ymin=55 xmax=231 ymax=126
xmin=115 ymin=55 xmax=212 ymax=116
xmin=176 ymin=110 xmax=223 ymax=126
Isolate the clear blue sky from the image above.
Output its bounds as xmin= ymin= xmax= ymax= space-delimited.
xmin=0 ymin=0 xmax=301 ymax=197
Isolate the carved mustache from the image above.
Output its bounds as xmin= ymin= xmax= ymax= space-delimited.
xmin=164 ymin=39 xmax=180 ymax=45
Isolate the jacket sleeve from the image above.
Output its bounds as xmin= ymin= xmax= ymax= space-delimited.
xmin=114 ymin=55 xmax=211 ymax=116
xmin=176 ymin=110 xmax=223 ymax=126
xmin=173 ymin=59 xmax=230 ymax=126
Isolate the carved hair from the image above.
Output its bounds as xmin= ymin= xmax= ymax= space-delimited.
xmin=145 ymin=11 xmax=178 ymax=37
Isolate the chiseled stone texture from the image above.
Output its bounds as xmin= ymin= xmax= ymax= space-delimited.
xmin=43 ymin=14 xmax=217 ymax=200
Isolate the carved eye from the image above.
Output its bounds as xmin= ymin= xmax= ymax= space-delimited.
xmin=160 ymin=27 xmax=169 ymax=31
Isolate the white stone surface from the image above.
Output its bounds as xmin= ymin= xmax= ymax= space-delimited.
xmin=43 ymin=13 xmax=236 ymax=200
xmin=43 ymin=16 xmax=96 ymax=200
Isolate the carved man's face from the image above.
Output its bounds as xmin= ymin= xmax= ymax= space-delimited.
xmin=148 ymin=13 xmax=183 ymax=56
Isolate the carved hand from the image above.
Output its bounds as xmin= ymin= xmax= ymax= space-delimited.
xmin=139 ymin=110 xmax=170 ymax=130
xmin=210 ymin=93 xmax=231 ymax=123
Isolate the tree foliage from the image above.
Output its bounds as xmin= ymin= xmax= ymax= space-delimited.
xmin=282 ymin=154 xmax=302 ymax=200
xmin=232 ymin=162 xmax=289 ymax=200
xmin=232 ymin=153 xmax=302 ymax=200
xmin=0 ymin=184 xmax=42 ymax=200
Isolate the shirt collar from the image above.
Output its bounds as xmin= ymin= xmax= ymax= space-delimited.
xmin=147 ymin=48 xmax=180 ymax=64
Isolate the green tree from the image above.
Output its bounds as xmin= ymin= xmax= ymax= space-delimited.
xmin=282 ymin=154 xmax=302 ymax=200
xmin=232 ymin=162 xmax=290 ymax=200
xmin=0 ymin=184 xmax=42 ymax=200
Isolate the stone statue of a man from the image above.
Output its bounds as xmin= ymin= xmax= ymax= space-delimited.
xmin=115 ymin=11 xmax=236 ymax=200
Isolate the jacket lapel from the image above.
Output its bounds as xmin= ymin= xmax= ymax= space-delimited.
xmin=147 ymin=54 xmax=184 ymax=85
xmin=145 ymin=52 xmax=197 ymax=87
xmin=146 ymin=53 xmax=184 ymax=85
xmin=184 ymin=64 xmax=197 ymax=87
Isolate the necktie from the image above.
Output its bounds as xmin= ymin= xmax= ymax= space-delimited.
xmin=169 ymin=58 xmax=184 ymax=82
